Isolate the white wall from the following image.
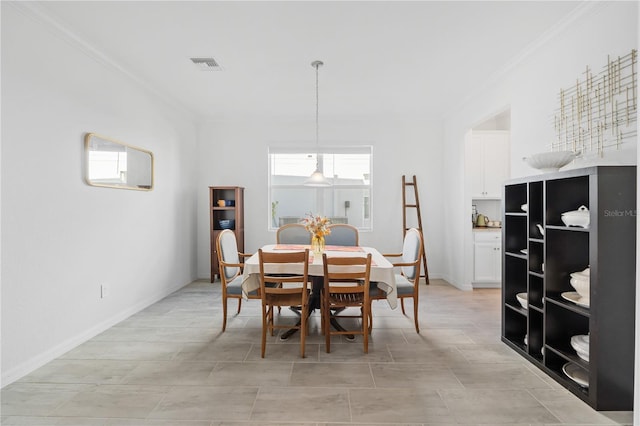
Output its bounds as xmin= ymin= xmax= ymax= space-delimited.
xmin=1 ymin=4 xmax=198 ymax=384
xmin=443 ymin=1 xmax=638 ymax=289
xmin=197 ymin=116 xmax=445 ymax=281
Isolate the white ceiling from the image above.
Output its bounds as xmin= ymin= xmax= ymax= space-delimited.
xmin=33 ymin=1 xmax=584 ymax=121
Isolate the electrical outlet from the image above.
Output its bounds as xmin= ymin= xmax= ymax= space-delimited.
xmin=100 ymin=284 xmax=109 ymax=299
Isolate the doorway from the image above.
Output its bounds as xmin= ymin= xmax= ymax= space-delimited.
xmin=464 ymin=108 xmax=511 ymax=289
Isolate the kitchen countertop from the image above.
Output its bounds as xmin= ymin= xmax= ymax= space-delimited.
xmin=473 ymin=226 xmax=502 ymax=231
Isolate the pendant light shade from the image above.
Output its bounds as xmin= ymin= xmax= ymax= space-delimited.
xmin=304 ymin=166 xmax=331 ymax=186
xmin=304 ymin=60 xmax=331 ymax=187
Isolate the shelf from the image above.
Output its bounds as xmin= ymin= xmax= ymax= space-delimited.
xmin=545 ymin=224 xmax=590 ymax=232
xmin=529 ymin=304 xmax=543 ymax=314
xmin=505 ymin=302 xmax=527 ymax=316
xmin=209 ymin=186 xmax=245 ymax=282
xmin=503 ymin=166 xmax=636 ymax=411
xmin=545 ymin=295 xmax=590 ymax=317
xmin=505 ymin=252 xmax=526 ymax=259
xmin=546 ymin=344 xmax=590 ymax=370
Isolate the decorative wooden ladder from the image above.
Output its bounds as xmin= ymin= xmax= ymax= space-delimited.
xmin=402 ymin=175 xmax=429 ymax=284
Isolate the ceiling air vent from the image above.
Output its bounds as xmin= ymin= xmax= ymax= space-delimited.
xmin=190 ymin=57 xmax=222 ymax=71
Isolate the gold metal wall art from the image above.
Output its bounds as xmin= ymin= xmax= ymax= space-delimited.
xmin=84 ymin=133 xmax=154 ymax=190
xmin=553 ymin=49 xmax=637 ymax=157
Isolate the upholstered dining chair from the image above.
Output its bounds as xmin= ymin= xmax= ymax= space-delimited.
xmin=276 ymin=223 xmax=311 ymax=244
xmin=216 ymin=229 xmax=255 ymax=332
xmin=321 ymin=253 xmax=372 ymax=353
xmin=371 ymin=227 xmax=423 ymax=333
xmin=258 ymin=249 xmax=311 ymax=358
xmin=324 ymin=223 xmax=359 ymax=246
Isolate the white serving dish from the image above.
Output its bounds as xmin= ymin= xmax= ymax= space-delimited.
xmin=570 ymin=334 xmax=590 ymax=362
xmin=569 ymin=276 xmax=590 ymax=299
xmin=561 ymin=205 xmax=590 ymax=228
xmin=516 ymin=292 xmax=528 ymax=309
xmin=570 ymin=267 xmax=590 ymax=279
xmin=523 ymin=151 xmax=576 ymax=173
xmin=563 ymin=362 xmax=589 ymax=388
xmin=561 ymin=291 xmax=590 ymax=308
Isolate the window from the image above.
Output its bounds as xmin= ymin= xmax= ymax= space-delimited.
xmin=269 ymin=146 xmax=372 ymax=230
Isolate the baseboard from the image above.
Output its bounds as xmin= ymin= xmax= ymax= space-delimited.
xmin=472 ymin=281 xmax=502 ymax=289
xmin=1 ymin=280 xmax=191 ymax=388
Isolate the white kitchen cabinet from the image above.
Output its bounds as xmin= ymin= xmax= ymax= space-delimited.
xmin=473 ymin=230 xmax=501 ymax=282
xmin=470 ymin=131 xmax=510 ymax=199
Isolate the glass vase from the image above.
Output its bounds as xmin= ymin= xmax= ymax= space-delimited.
xmin=311 ymin=234 xmax=325 ymax=255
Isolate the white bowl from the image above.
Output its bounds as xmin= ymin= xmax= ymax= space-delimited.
xmin=523 ymin=151 xmax=576 ymax=173
xmin=570 ymin=277 xmax=590 ymax=299
xmin=521 ymin=204 xmax=528 ymax=212
xmin=516 ymin=292 xmax=528 ymax=309
xmin=561 ymin=205 xmax=590 ymax=228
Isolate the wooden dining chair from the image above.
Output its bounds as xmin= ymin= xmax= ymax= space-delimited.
xmin=216 ymin=229 xmax=256 ymax=332
xmin=258 ymin=249 xmax=311 ymax=358
xmin=276 ymin=223 xmax=311 ymax=244
xmin=371 ymin=227 xmax=423 ymax=333
xmin=325 ymin=223 xmax=359 ymax=246
xmin=321 ymin=253 xmax=372 ymax=353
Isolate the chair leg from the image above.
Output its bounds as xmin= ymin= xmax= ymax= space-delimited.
xmin=413 ymin=298 xmax=420 ymax=333
xmin=400 ymin=298 xmax=406 ymax=315
xmin=269 ymin=306 xmax=275 ymax=336
xmin=324 ymin=301 xmax=331 ymax=353
xmin=261 ymin=305 xmax=268 ymax=358
xmin=363 ymin=304 xmax=369 ymax=354
xmin=236 ymin=298 xmax=242 ymax=314
xmin=300 ymin=305 xmax=307 ymax=358
xmin=222 ymin=298 xmax=228 ymax=332
xmin=413 ymin=293 xmax=420 ymax=333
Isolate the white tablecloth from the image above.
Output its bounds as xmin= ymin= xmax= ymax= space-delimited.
xmin=241 ymin=244 xmax=397 ymax=309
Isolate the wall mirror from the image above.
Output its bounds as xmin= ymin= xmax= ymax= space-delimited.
xmin=85 ymin=133 xmax=154 ymax=190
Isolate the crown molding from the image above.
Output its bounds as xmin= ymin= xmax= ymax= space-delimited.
xmin=6 ymin=1 xmax=197 ymax=123
xmin=444 ymin=1 xmax=604 ymax=120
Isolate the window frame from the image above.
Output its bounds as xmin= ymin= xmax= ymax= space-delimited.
xmin=268 ymin=145 xmax=373 ymax=231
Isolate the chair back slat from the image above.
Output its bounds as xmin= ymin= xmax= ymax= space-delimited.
xmin=401 ymin=228 xmax=422 ymax=280
xmin=276 ymin=224 xmax=311 ymax=244
xmin=325 ymin=224 xmax=359 ymax=246
xmin=217 ymin=230 xmax=241 ymax=280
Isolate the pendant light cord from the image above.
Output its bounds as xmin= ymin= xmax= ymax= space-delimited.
xmin=315 ymin=61 xmax=319 ymax=152
xmin=312 ymin=60 xmax=323 ymax=167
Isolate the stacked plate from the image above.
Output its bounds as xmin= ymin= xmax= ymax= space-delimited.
xmin=570 ymin=334 xmax=589 ymax=362
xmin=563 ymin=362 xmax=589 ymax=388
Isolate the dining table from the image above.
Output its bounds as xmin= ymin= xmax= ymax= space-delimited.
xmin=242 ymin=244 xmax=397 ymax=306
xmin=241 ymin=244 xmax=398 ymax=338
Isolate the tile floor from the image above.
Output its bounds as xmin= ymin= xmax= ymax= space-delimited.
xmin=1 ymin=279 xmax=633 ymax=425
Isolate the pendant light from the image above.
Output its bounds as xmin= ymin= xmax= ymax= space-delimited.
xmin=304 ymin=60 xmax=331 ymax=187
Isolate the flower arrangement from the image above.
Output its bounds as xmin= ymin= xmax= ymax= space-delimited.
xmin=302 ymin=213 xmax=331 ymax=238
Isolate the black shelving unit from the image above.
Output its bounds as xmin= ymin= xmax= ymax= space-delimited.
xmin=502 ymin=166 xmax=636 ymax=411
